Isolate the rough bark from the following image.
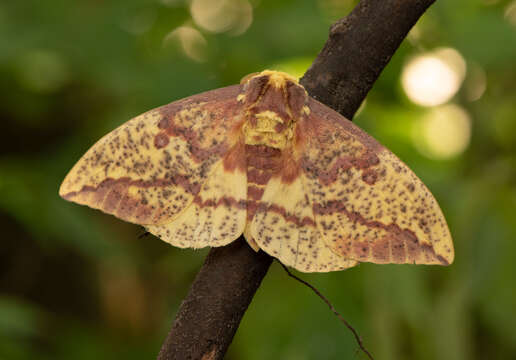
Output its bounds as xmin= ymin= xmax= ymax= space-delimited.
xmin=157 ymin=239 xmax=272 ymax=360
xmin=301 ymin=0 xmax=435 ymax=118
xmin=158 ymin=0 xmax=436 ymax=358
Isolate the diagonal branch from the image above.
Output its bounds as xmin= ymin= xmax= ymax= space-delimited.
xmin=301 ymin=0 xmax=435 ymax=119
xmin=157 ymin=0 xmax=436 ymax=359
xmin=157 ymin=239 xmax=272 ymax=360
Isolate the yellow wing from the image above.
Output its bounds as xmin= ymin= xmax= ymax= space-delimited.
xmin=248 ymin=98 xmax=453 ymax=273
xmin=59 ymin=85 xmax=248 ymax=248
xmin=146 ymin=150 xmax=247 ymax=249
xmin=249 ymin=174 xmax=357 ymax=272
xmin=299 ymin=99 xmax=454 ymax=267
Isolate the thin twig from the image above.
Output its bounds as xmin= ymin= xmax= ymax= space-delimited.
xmin=279 ymin=261 xmax=374 ymax=360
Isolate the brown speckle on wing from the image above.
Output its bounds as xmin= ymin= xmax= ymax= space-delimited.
xmin=300 ymin=98 xmax=454 ymax=267
xmin=60 ymin=71 xmax=454 ymax=272
xmin=59 ymin=85 xmax=244 ymax=228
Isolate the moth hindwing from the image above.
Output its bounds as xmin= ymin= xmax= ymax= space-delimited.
xmin=60 ymin=70 xmax=454 ymax=273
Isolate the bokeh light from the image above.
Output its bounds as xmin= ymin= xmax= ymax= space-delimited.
xmin=464 ymin=63 xmax=487 ymax=102
xmin=190 ymin=0 xmax=253 ymax=35
xmin=413 ymin=104 xmax=472 ymax=159
xmin=402 ymin=48 xmax=466 ymax=107
xmin=15 ymin=49 xmax=69 ymax=93
xmin=163 ymin=25 xmax=208 ymax=62
xmin=504 ymin=1 xmax=516 ymax=27
xmin=118 ymin=8 xmax=156 ymax=35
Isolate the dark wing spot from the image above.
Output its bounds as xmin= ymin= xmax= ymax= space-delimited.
xmin=154 ymin=133 xmax=170 ymax=149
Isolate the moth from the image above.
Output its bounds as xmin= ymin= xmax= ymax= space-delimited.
xmin=60 ymin=70 xmax=454 ymax=272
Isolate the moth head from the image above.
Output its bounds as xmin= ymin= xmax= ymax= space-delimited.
xmin=239 ymin=70 xmax=309 ymax=130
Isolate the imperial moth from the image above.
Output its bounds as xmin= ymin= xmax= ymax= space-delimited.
xmin=59 ymin=70 xmax=454 ymax=272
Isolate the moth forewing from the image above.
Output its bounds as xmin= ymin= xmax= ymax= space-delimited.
xmin=60 ymin=70 xmax=454 ymax=272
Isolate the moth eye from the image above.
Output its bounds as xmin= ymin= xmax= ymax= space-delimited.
xmin=240 ymin=72 xmax=260 ymax=85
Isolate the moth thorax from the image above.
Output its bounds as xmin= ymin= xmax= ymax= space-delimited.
xmin=243 ymin=110 xmax=294 ymax=149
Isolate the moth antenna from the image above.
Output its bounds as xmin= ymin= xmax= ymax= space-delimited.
xmin=278 ymin=261 xmax=374 ymax=360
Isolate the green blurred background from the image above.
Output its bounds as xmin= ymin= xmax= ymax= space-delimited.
xmin=1 ymin=0 xmax=516 ymax=359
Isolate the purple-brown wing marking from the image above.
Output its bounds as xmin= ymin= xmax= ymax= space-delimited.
xmin=297 ymin=98 xmax=454 ymax=266
xmin=60 ymin=85 xmax=248 ymax=248
xmin=60 ymin=70 xmax=454 ymax=272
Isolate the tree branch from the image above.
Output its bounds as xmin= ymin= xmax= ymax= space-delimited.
xmin=158 ymin=0 xmax=435 ymax=358
xmin=157 ymin=239 xmax=272 ymax=360
xmin=301 ymin=0 xmax=435 ymax=118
